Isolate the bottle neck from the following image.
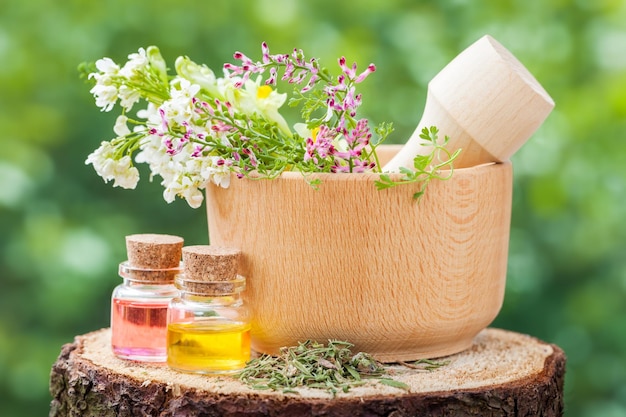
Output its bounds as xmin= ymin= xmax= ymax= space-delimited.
xmin=174 ymin=274 xmax=246 ymax=302
xmin=179 ymin=291 xmax=243 ymax=306
xmin=121 ymin=277 xmax=176 ymax=287
xmin=119 ymin=261 xmax=182 ymax=285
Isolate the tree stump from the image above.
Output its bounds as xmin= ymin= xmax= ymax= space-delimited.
xmin=49 ymin=328 xmax=565 ymax=417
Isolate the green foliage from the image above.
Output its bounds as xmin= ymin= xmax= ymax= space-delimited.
xmin=375 ymin=126 xmax=460 ymax=199
xmin=2 ymin=0 xmax=626 ymax=415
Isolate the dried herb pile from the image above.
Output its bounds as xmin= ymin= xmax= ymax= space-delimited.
xmin=237 ymin=340 xmax=411 ymax=395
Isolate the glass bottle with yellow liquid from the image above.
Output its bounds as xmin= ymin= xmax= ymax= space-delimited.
xmin=167 ymin=245 xmax=251 ymax=374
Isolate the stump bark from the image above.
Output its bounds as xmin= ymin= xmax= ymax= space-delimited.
xmin=49 ymin=328 xmax=565 ymax=417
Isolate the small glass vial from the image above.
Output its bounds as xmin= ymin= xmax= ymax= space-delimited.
xmin=167 ymin=246 xmax=251 ymax=375
xmin=111 ymin=234 xmax=183 ymax=362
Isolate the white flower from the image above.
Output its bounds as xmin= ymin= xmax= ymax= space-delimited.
xmin=118 ymin=85 xmax=141 ymax=111
xmin=243 ymin=77 xmax=291 ymax=135
xmin=85 ymin=141 xmax=140 ymax=189
xmin=161 ymin=171 xmax=204 ymax=208
xmin=135 ymin=134 xmax=170 ymax=177
xmin=209 ymin=166 xmax=231 ymax=188
xmin=179 ymin=175 xmax=205 ymax=208
xmin=221 ymin=76 xmax=291 ymax=136
xmin=294 ymin=123 xmax=312 ymax=139
xmin=200 ymin=156 xmax=232 ymax=188
xmin=90 ymin=84 xmax=119 ymax=112
xmin=137 ymin=102 xmax=162 ymax=126
xmin=135 ymin=133 xmax=202 ymax=207
xmin=111 ymin=156 xmax=140 ymax=188
xmin=113 ymin=115 xmax=131 ymax=136
xmin=134 ymin=129 xmax=232 ymax=208
xmin=170 ymin=78 xmax=201 ymax=104
xmin=120 ymin=47 xmax=149 ymax=78
xmin=88 ymin=58 xmax=121 ymax=112
xmin=160 ymin=78 xmax=201 ymax=125
xmin=93 ymin=57 xmax=119 ymax=76
xmin=184 ymin=189 xmax=204 ymax=208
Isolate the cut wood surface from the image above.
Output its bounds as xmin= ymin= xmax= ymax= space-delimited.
xmin=50 ymin=328 xmax=565 ymax=416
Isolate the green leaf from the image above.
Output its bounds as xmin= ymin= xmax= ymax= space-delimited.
xmin=413 ymin=153 xmax=433 ymax=170
xmin=377 ymin=378 xmax=410 ymax=390
xmin=413 ymin=190 xmax=425 ymax=200
xmin=345 ymin=365 xmax=361 ymax=380
xmin=399 ymin=166 xmax=416 ymax=177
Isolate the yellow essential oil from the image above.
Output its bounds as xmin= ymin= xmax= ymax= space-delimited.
xmin=166 ymin=245 xmax=251 ymax=375
xmin=167 ymin=320 xmax=251 ymax=374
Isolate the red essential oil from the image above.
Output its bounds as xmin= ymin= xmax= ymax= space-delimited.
xmin=111 ymin=296 xmax=172 ymax=361
xmin=110 ymin=234 xmax=183 ymax=362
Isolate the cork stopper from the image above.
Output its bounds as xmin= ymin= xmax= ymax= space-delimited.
xmin=179 ymin=245 xmax=243 ymax=295
xmin=120 ymin=234 xmax=184 ymax=283
xmin=126 ymin=234 xmax=184 ymax=269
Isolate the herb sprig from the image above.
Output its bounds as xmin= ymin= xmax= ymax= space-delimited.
xmin=237 ymin=340 xmax=410 ymax=395
xmin=375 ymin=126 xmax=461 ymax=199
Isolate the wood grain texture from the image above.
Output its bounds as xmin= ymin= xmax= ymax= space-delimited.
xmin=49 ymin=328 xmax=566 ymax=417
xmin=205 ymin=146 xmax=513 ymax=361
xmin=383 ymin=35 xmax=554 ymax=171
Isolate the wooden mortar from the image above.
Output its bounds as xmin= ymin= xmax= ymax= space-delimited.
xmin=205 ymin=145 xmax=512 ymax=361
xmin=383 ymin=35 xmax=554 ymax=171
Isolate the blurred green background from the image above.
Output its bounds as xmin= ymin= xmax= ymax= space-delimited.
xmin=1 ymin=0 xmax=625 ymax=415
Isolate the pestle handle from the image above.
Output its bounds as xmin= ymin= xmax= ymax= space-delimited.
xmin=383 ymin=35 xmax=555 ymax=172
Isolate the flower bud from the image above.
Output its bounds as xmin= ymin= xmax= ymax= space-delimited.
xmin=175 ymin=56 xmax=220 ymax=98
xmin=147 ymin=46 xmax=168 ymax=85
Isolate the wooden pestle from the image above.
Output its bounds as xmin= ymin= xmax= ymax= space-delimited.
xmin=383 ymin=35 xmax=555 ymax=172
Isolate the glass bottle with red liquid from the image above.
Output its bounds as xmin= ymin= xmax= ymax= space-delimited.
xmin=111 ymin=234 xmax=183 ymax=362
